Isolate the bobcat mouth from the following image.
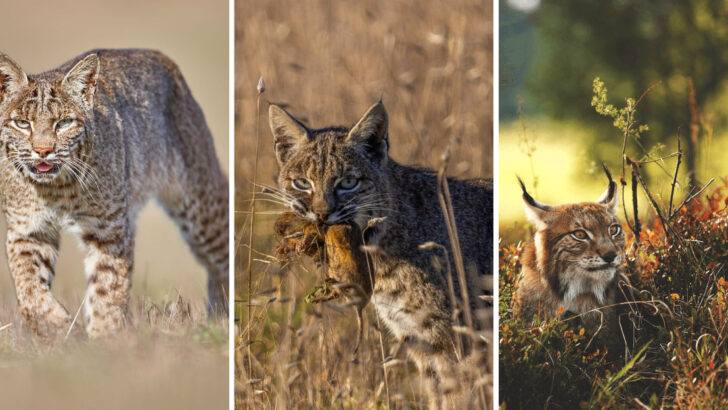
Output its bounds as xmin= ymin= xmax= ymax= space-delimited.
xmin=28 ymin=161 xmax=61 ymax=180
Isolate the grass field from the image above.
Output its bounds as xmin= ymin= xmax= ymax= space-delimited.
xmin=0 ymin=0 xmax=229 ymax=408
xmin=235 ymin=0 xmax=492 ymax=407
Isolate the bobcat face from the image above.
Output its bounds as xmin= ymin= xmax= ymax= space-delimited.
xmin=0 ymin=53 xmax=99 ymax=184
xmin=268 ymin=102 xmax=391 ymax=229
xmin=520 ymin=168 xmax=623 ymax=304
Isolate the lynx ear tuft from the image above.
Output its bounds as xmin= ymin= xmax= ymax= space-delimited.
xmin=596 ymin=164 xmax=618 ymax=214
xmin=269 ymin=104 xmax=310 ymax=166
xmin=62 ymin=53 xmax=100 ymax=110
xmin=0 ymin=53 xmax=29 ymax=102
xmin=519 ymin=177 xmax=552 ymax=230
xmin=347 ymin=101 xmax=389 ymax=162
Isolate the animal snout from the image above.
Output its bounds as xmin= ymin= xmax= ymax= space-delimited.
xmin=314 ymin=209 xmax=331 ymax=221
xmin=600 ymin=250 xmax=618 ymax=263
xmin=33 ymin=146 xmax=54 ymax=158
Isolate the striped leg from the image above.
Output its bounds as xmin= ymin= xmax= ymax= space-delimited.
xmin=7 ymin=227 xmax=71 ymax=337
xmin=81 ymin=219 xmax=133 ymax=338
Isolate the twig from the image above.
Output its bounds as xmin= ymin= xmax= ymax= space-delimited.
xmin=247 ymin=76 xmax=265 ymax=381
xmin=628 ymin=158 xmax=676 ymax=240
xmin=631 ymin=169 xmax=640 ymax=250
xmin=64 ymin=294 xmax=87 ymax=342
xmin=668 ymin=129 xmax=682 ymax=220
xmin=670 ymin=178 xmax=715 ymax=220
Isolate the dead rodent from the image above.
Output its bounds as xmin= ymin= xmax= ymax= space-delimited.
xmin=274 ymin=212 xmax=372 ymax=354
xmin=274 ymin=213 xmax=372 ymax=302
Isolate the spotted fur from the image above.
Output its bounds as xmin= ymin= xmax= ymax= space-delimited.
xmin=0 ymin=49 xmax=228 ymax=338
xmin=267 ymin=102 xmax=493 ymax=408
xmin=513 ymin=168 xmax=626 ymax=343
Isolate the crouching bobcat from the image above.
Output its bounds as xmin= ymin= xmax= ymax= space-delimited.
xmin=267 ymin=102 xmax=492 ymax=408
xmin=513 ymin=167 xmax=628 ymax=350
xmin=0 ymin=49 xmax=228 ymax=338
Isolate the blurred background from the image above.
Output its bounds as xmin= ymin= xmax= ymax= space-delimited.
xmin=0 ymin=0 xmax=228 ymax=408
xmin=499 ymin=0 xmax=728 ymax=235
xmin=235 ymin=0 xmax=492 ymax=407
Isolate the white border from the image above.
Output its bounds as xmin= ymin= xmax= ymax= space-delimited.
xmin=492 ymin=0 xmax=500 ymax=406
xmin=228 ymin=0 xmax=235 ymax=407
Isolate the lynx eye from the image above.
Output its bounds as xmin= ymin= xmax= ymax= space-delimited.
xmin=13 ymin=119 xmax=30 ymax=129
xmin=570 ymin=230 xmax=588 ymax=241
xmin=609 ymin=224 xmax=622 ymax=237
xmin=55 ymin=118 xmax=74 ymax=130
xmin=338 ymin=176 xmax=360 ymax=191
xmin=292 ymin=178 xmax=312 ymax=191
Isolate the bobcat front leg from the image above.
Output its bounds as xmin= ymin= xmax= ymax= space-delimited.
xmin=81 ymin=214 xmax=134 ymax=338
xmin=6 ymin=225 xmax=71 ymax=338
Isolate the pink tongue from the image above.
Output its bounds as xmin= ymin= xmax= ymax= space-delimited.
xmin=36 ymin=162 xmax=52 ymax=172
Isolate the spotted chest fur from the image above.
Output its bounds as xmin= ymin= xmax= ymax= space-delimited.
xmin=267 ymin=102 xmax=493 ymax=408
xmin=0 ymin=49 xmax=228 ymax=338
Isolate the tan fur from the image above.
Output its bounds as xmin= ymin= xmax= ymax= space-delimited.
xmin=268 ymin=103 xmax=492 ymax=409
xmin=513 ymin=174 xmax=625 ymax=346
xmin=0 ymin=49 xmax=228 ymax=338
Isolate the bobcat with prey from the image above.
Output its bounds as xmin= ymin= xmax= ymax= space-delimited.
xmin=267 ymin=101 xmax=492 ymax=408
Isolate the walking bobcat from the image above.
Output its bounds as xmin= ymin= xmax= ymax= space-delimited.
xmin=267 ymin=102 xmax=492 ymax=408
xmin=513 ymin=167 xmax=627 ymax=346
xmin=0 ymin=49 xmax=228 ymax=338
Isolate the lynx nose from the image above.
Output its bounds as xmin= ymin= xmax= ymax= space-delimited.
xmin=601 ymin=251 xmax=617 ymax=263
xmin=33 ymin=146 xmax=53 ymax=158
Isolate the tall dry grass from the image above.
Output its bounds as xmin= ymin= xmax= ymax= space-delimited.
xmin=235 ymin=0 xmax=492 ymax=408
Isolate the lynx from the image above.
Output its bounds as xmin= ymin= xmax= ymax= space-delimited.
xmin=267 ymin=102 xmax=492 ymax=408
xmin=513 ymin=167 xmax=627 ymax=346
xmin=0 ymin=49 xmax=228 ymax=338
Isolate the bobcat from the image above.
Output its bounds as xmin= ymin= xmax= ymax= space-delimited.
xmin=512 ymin=167 xmax=626 ymax=347
xmin=267 ymin=101 xmax=493 ymax=408
xmin=0 ymin=49 xmax=228 ymax=338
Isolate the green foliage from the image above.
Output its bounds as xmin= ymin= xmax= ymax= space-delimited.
xmin=591 ymin=77 xmax=649 ymax=141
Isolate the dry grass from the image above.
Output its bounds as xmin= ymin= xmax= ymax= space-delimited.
xmin=0 ymin=295 xmax=227 ymax=410
xmin=235 ymin=0 xmax=492 ymax=408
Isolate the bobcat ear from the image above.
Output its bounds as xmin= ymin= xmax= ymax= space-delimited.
xmin=269 ymin=104 xmax=310 ymax=165
xmin=519 ymin=177 xmax=553 ymax=230
xmin=596 ymin=164 xmax=618 ymax=214
xmin=347 ymin=101 xmax=389 ymax=162
xmin=62 ymin=53 xmax=100 ymax=110
xmin=0 ymin=53 xmax=29 ymax=102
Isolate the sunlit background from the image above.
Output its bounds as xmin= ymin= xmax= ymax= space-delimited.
xmin=499 ymin=0 xmax=728 ymax=237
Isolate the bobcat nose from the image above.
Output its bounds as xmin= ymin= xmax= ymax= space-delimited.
xmin=314 ymin=210 xmax=330 ymax=222
xmin=601 ymin=251 xmax=617 ymax=263
xmin=33 ymin=146 xmax=53 ymax=158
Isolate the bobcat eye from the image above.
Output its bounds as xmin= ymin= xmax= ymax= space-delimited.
xmin=292 ymin=178 xmax=312 ymax=191
xmin=13 ymin=119 xmax=30 ymax=129
xmin=609 ymin=224 xmax=622 ymax=237
xmin=570 ymin=230 xmax=588 ymax=241
xmin=55 ymin=118 xmax=74 ymax=130
xmin=338 ymin=176 xmax=360 ymax=191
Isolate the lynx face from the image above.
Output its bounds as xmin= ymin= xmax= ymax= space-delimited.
xmin=268 ymin=102 xmax=391 ymax=229
xmin=0 ymin=54 xmax=99 ymax=184
xmin=521 ymin=169 xmax=623 ymax=306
